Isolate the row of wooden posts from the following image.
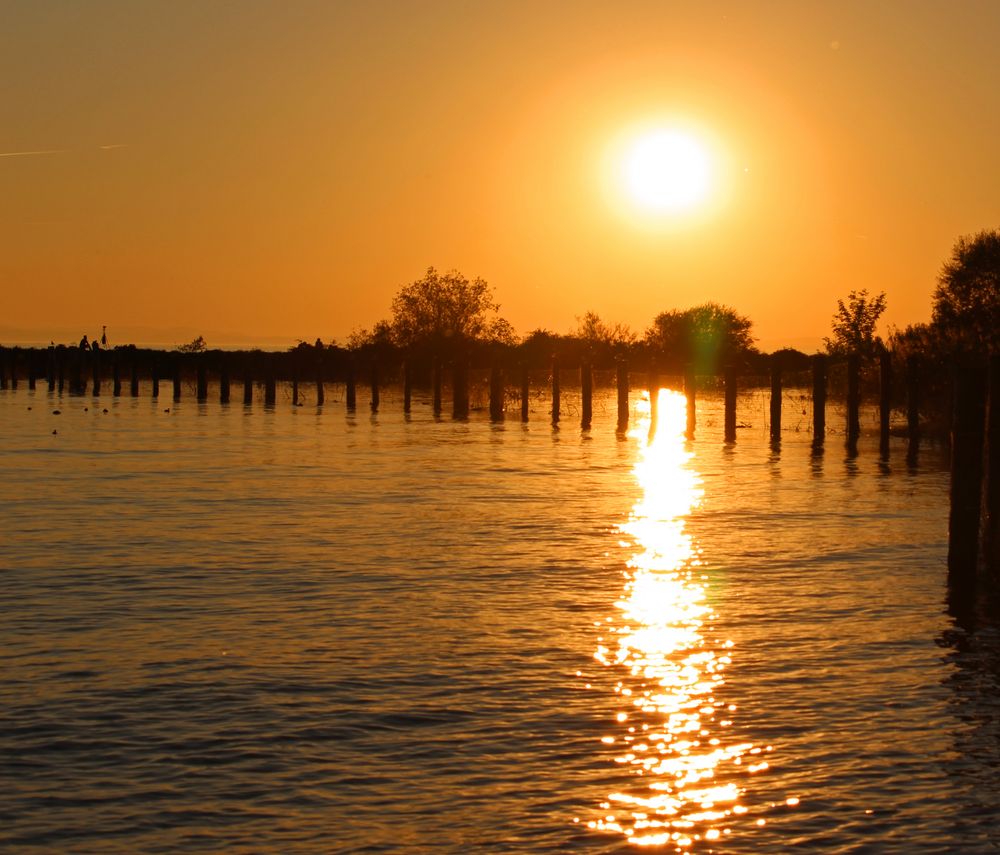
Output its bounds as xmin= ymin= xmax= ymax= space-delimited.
xmin=1 ymin=346 xmax=998 ymax=581
xmin=0 ymin=349 xmax=909 ymax=446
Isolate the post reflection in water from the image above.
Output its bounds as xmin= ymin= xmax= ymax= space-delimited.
xmin=590 ymin=390 xmax=768 ymax=850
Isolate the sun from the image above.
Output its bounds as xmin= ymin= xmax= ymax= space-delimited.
xmin=622 ymin=129 xmax=712 ymax=213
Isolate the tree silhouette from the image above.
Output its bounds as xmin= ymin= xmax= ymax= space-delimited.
xmin=933 ymin=229 xmax=1000 ymax=353
xmin=645 ymin=302 xmax=754 ymax=373
xmin=824 ymin=289 xmax=886 ymax=357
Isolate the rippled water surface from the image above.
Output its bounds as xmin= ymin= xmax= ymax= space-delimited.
xmin=2 ymin=383 xmax=999 ymax=853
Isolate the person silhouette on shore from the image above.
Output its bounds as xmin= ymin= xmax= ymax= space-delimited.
xmin=79 ymin=334 xmax=89 ymax=350
xmin=91 ymin=338 xmax=101 ymax=352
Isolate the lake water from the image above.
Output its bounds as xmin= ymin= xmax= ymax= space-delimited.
xmin=2 ymin=381 xmax=998 ymax=853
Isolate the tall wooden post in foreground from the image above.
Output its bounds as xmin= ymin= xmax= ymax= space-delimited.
xmin=724 ymin=366 xmax=737 ymax=442
xmin=648 ymin=360 xmax=659 ymax=433
xmin=879 ymin=350 xmax=892 ymax=457
xmin=581 ymin=360 xmax=593 ymax=430
xmin=197 ymin=361 xmax=208 ymax=402
xmin=489 ymin=361 xmax=503 ymax=422
xmin=264 ymin=369 xmax=276 ymax=407
xmin=130 ymin=359 xmax=140 ymax=397
xmin=172 ymin=359 xmax=181 ymax=402
xmin=92 ymin=351 xmax=101 ymax=396
xmin=370 ymin=359 xmax=379 ymax=413
xmin=151 ymin=361 xmax=160 ymax=399
xmin=111 ymin=358 xmax=120 ymax=396
xmin=316 ymin=357 xmax=325 ymax=407
xmin=401 ymin=359 xmax=410 ymax=414
xmin=452 ymin=359 xmax=469 ymax=419
xmin=846 ymin=354 xmax=861 ymax=448
xmin=551 ymin=357 xmax=560 ymax=425
xmin=948 ymin=359 xmax=987 ymax=581
xmin=28 ymin=354 xmax=37 ymax=391
xmin=812 ymin=354 xmax=827 ymax=442
xmin=432 ymin=357 xmax=442 ymax=416
xmin=243 ymin=372 xmax=253 ymax=405
xmin=220 ymin=361 xmax=230 ymax=404
xmin=616 ymin=360 xmax=629 ymax=431
xmin=9 ymin=349 xmax=18 ymax=391
xmin=983 ymin=355 xmax=1000 ymax=574
xmin=769 ymin=356 xmax=782 ymax=442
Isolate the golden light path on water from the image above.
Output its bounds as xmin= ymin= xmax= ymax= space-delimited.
xmin=589 ymin=390 xmax=774 ymax=851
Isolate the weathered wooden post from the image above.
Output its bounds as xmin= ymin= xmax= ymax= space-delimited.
xmin=111 ymin=357 xmax=120 ymax=396
xmin=724 ymin=365 xmax=737 ymax=442
xmin=27 ymin=353 xmax=36 ymax=391
xmin=72 ymin=351 xmax=84 ymax=395
xmin=316 ymin=356 xmax=325 ymax=406
xmin=684 ymin=364 xmax=696 ymax=440
xmin=402 ymin=359 xmax=411 ymax=413
xmin=92 ymin=350 xmax=101 ymax=396
xmin=906 ymin=356 xmax=920 ymax=456
xmin=432 ymin=357 xmax=442 ymax=416
xmin=0 ymin=348 xmax=7 ymax=391
xmin=197 ymin=360 xmax=208 ymax=402
xmin=9 ymin=348 xmax=18 ymax=391
xmin=172 ymin=358 xmax=181 ymax=402
xmin=812 ymin=354 xmax=827 ymax=441
xmin=648 ymin=359 xmax=659 ymax=430
xmin=948 ymin=358 xmax=987 ymax=581
xmin=770 ymin=354 xmax=782 ymax=442
xmin=130 ymin=358 xmax=140 ymax=397
xmin=47 ymin=347 xmax=56 ymax=392
xmin=292 ymin=367 xmax=300 ymax=407
xmin=220 ymin=360 xmax=230 ymax=404
xmin=151 ymin=360 xmax=160 ymax=399
xmin=846 ymin=353 xmax=861 ymax=447
xmin=56 ymin=349 xmax=65 ymax=394
xmin=243 ymin=370 xmax=253 ymax=405
xmin=617 ymin=359 xmax=629 ymax=431
xmin=520 ymin=362 xmax=530 ymax=422
xmin=346 ymin=357 xmax=357 ymax=410
xmin=551 ymin=356 xmax=560 ymax=425
xmin=879 ymin=349 xmax=892 ymax=457
xmin=264 ymin=364 xmax=276 ymax=406
xmin=489 ymin=360 xmax=504 ymax=422
xmin=581 ymin=360 xmax=593 ymax=429
xmin=452 ymin=357 xmax=469 ymax=419
xmin=984 ymin=354 xmax=1000 ymax=574
xmin=370 ymin=359 xmax=379 ymax=412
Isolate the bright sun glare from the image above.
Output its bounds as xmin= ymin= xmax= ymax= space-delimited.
xmin=623 ymin=129 xmax=711 ymax=213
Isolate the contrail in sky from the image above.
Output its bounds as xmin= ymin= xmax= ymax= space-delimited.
xmin=0 ymin=149 xmax=67 ymax=158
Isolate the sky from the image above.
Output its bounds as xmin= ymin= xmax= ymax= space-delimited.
xmin=2 ymin=0 xmax=998 ymax=351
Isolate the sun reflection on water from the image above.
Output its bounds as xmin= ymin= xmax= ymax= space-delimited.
xmin=590 ymin=390 xmax=763 ymax=850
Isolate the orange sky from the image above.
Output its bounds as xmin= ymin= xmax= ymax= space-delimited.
xmin=2 ymin=1 xmax=998 ymax=351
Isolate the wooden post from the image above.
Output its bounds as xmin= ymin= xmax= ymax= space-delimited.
xmin=684 ymin=365 xmax=696 ymax=440
xmin=769 ymin=355 xmax=782 ymax=442
xmin=292 ymin=369 xmax=300 ymax=407
xmin=581 ymin=360 xmax=593 ymax=429
xmin=9 ymin=348 xmax=17 ymax=391
xmin=172 ymin=358 xmax=181 ymax=402
xmin=220 ymin=360 xmax=230 ymax=404
xmin=130 ymin=359 xmax=139 ymax=397
xmin=47 ymin=348 xmax=56 ymax=392
xmin=264 ymin=370 xmax=276 ymax=406
xmin=724 ymin=365 xmax=737 ymax=442
xmin=906 ymin=356 xmax=920 ymax=456
xmin=520 ymin=363 xmax=530 ymax=422
xmin=984 ymin=354 xmax=1000 ymax=575
xmin=648 ymin=359 xmax=659 ymax=430
xmin=812 ymin=354 xmax=827 ymax=441
xmin=617 ymin=359 xmax=629 ymax=431
xmin=28 ymin=353 xmax=36 ymax=391
xmin=452 ymin=358 xmax=469 ymax=419
xmin=243 ymin=371 xmax=253 ymax=405
xmin=370 ymin=359 xmax=379 ymax=412
xmin=879 ymin=349 xmax=892 ymax=457
xmin=948 ymin=358 xmax=987 ymax=581
xmin=92 ymin=350 xmax=101 ymax=396
xmin=57 ymin=350 xmax=65 ymax=394
xmin=0 ymin=348 xmax=7 ymax=391
xmin=489 ymin=361 xmax=504 ymax=422
xmin=151 ymin=360 xmax=160 ymax=399
xmin=197 ymin=360 xmax=208 ymax=402
xmin=432 ymin=357 xmax=442 ymax=415
xmin=346 ymin=357 xmax=357 ymax=410
xmin=551 ymin=356 xmax=560 ymax=425
xmin=402 ymin=359 xmax=411 ymax=413
xmin=316 ymin=356 xmax=325 ymax=406
xmin=846 ymin=353 xmax=861 ymax=447
xmin=112 ymin=357 xmax=120 ymax=396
